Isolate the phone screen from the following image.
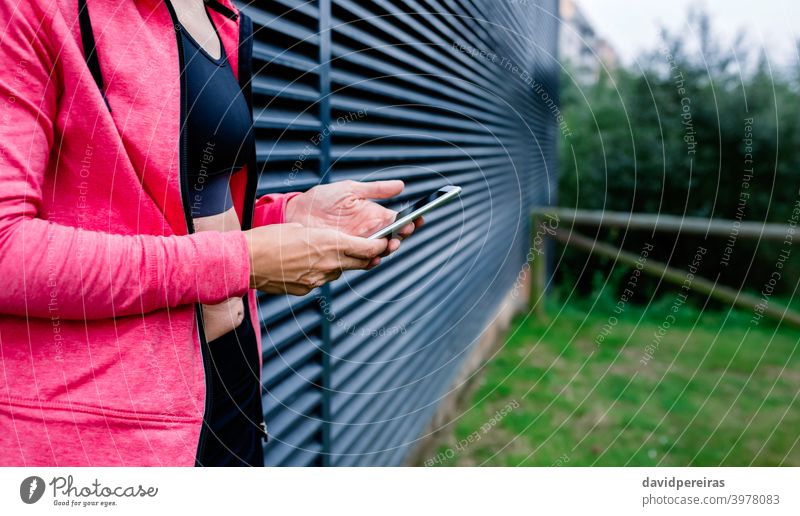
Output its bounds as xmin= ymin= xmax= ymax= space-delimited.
xmin=368 ymin=185 xmax=461 ymax=239
xmin=395 ymin=190 xmax=447 ymax=219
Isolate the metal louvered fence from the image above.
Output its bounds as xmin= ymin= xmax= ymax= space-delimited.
xmin=242 ymin=0 xmax=559 ymax=466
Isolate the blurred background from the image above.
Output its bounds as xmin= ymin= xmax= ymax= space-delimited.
xmin=433 ymin=0 xmax=800 ymax=466
xmin=248 ymin=0 xmax=798 ymax=466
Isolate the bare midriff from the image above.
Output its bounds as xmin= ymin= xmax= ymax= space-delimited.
xmin=194 ymin=207 xmax=245 ymax=342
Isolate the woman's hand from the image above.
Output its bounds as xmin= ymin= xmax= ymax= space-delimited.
xmin=285 ymin=180 xmax=422 ymax=254
xmin=244 ymin=223 xmax=388 ymax=296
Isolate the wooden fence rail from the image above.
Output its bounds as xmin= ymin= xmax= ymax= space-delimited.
xmin=530 ymin=209 xmax=800 ymax=329
xmin=535 ymin=208 xmax=791 ymax=240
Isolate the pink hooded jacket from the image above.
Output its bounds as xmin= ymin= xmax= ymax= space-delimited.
xmin=0 ymin=0 xmax=296 ymax=465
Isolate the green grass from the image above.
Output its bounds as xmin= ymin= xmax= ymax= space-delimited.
xmin=429 ymin=297 xmax=800 ymax=466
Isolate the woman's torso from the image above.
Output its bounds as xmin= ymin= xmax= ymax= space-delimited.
xmin=170 ymin=0 xmax=265 ymax=466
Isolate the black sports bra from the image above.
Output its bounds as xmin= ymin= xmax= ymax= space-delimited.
xmin=179 ymin=16 xmax=254 ymax=218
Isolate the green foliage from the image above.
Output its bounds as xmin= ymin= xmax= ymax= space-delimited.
xmin=557 ymin=12 xmax=800 ymax=299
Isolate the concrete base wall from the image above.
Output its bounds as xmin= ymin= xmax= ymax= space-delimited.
xmin=405 ymin=268 xmax=532 ymax=466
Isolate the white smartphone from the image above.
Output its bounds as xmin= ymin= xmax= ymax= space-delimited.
xmin=368 ymin=185 xmax=462 ymax=239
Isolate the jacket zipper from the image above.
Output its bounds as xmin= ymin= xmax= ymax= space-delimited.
xmin=234 ymin=11 xmax=270 ymax=447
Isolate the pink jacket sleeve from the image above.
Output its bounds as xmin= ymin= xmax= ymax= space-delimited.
xmin=0 ymin=3 xmax=251 ymax=320
xmin=252 ymin=192 xmax=301 ymax=227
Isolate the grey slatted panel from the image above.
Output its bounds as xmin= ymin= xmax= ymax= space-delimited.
xmin=326 ymin=0 xmax=557 ymax=465
xmin=241 ymin=0 xmax=558 ymax=466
